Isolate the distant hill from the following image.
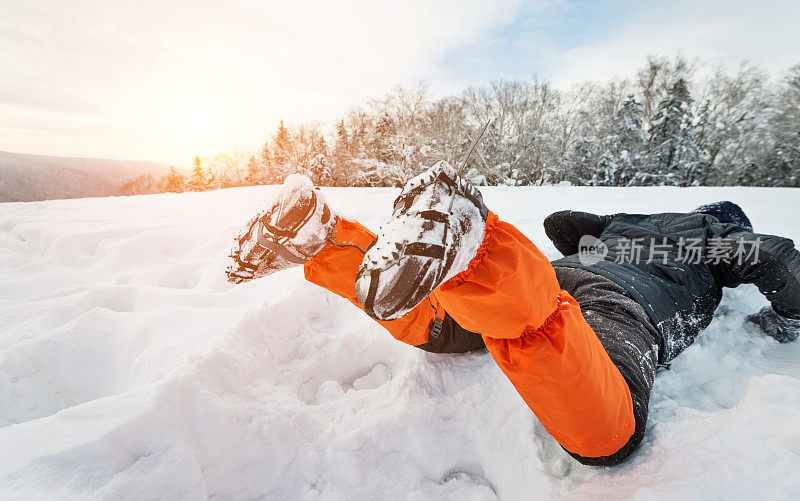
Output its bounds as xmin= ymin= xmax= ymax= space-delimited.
xmin=0 ymin=151 xmax=173 ymax=202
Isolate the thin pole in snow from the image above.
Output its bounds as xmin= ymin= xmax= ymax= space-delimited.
xmin=456 ymin=119 xmax=492 ymax=174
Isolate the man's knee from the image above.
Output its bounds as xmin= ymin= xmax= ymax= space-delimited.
xmin=414 ymin=314 xmax=486 ymax=353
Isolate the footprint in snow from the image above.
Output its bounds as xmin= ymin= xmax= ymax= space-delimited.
xmin=315 ymin=380 xmax=345 ymax=404
xmin=441 ymin=467 xmax=496 ymax=494
xmin=351 ymin=363 xmax=391 ymax=391
xmin=308 ymin=363 xmax=392 ymax=405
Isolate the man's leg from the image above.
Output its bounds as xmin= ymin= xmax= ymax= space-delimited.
xmin=305 ymin=216 xmax=485 ymax=352
xmin=223 ymin=172 xmax=484 ymax=353
xmin=330 ymin=164 xmax=640 ymax=464
xmin=553 ymin=267 xmax=660 ymax=464
xmin=434 ymin=212 xmax=638 ymax=464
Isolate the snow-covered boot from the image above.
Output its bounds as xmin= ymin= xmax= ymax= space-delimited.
xmin=355 ymin=161 xmax=489 ymax=320
xmin=225 ymin=174 xmax=336 ymax=283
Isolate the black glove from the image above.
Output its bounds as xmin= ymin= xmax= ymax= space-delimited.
xmin=748 ymin=307 xmax=800 ymax=343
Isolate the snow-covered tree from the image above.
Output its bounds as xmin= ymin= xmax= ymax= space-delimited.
xmin=119 ymin=174 xmax=158 ymax=195
xmin=187 ymin=156 xmax=209 ymax=191
xmin=596 ymin=96 xmax=645 ymax=186
xmin=371 ymin=113 xmax=396 ymax=163
xmin=644 ymin=79 xmax=704 ymax=186
xmin=763 ymin=64 xmax=800 ymax=186
xmin=257 ymin=143 xmax=273 ymax=183
xmin=161 ymin=166 xmax=187 ymax=192
xmin=308 ymin=153 xmax=332 ymax=186
xmin=272 ymin=121 xmax=293 ymax=182
xmin=178 ymin=57 xmax=799 ymax=190
xmin=246 ymin=155 xmax=262 ymax=185
xmin=331 ymin=120 xmax=351 ymax=186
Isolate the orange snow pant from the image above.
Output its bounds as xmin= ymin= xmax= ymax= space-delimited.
xmin=304 ymin=213 xmax=635 ymax=459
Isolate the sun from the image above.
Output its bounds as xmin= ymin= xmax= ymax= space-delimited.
xmin=165 ymin=95 xmax=227 ymax=159
xmin=182 ymin=103 xmax=218 ymax=137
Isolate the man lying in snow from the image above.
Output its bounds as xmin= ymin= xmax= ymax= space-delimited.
xmin=224 ymin=162 xmax=800 ymax=466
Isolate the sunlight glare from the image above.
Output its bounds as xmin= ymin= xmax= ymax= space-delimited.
xmin=160 ymin=94 xmax=228 ymax=160
xmin=181 ymin=101 xmax=218 ymax=138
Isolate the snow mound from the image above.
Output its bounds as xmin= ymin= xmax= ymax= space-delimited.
xmin=1 ymin=186 xmax=799 ymax=499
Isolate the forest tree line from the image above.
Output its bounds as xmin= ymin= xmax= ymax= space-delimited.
xmin=119 ymin=55 xmax=800 ymax=195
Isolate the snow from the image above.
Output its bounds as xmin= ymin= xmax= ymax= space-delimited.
xmin=1 ymin=185 xmax=799 ymax=499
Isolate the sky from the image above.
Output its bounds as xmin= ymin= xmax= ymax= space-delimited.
xmin=1 ymin=0 xmax=798 ymax=167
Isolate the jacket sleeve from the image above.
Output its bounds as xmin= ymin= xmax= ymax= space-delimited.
xmin=716 ymin=230 xmax=800 ymax=319
xmin=543 ymin=210 xmax=614 ymax=257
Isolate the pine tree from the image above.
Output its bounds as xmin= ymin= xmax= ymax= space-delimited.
xmin=764 ymin=65 xmax=800 ymax=186
xmin=312 ymin=133 xmax=328 ymax=157
xmin=246 ymin=155 xmax=263 ymax=185
xmin=295 ymin=127 xmax=312 ymax=173
xmin=645 ymin=79 xmax=703 ymax=186
xmin=693 ymin=100 xmax=724 ymax=185
xmin=597 ymin=96 xmax=645 ymax=185
xmin=258 ymin=142 xmax=273 ymax=183
xmin=335 ymin=120 xmax=349 ymax=150
xmin=188 ymin=156 xmax=208 ymax=191
xmin=309 ymin=153 xmax=332 ymax=186
xmin=272 ymin=121 xmax=293 ymax=181
xmin=332 ymin=120 xmax=350 ymax=186
xmin=371 ymin=113 xmax=396 ymax=163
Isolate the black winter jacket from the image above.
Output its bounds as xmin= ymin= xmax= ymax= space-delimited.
xmin=545 ymin=210 xmax=800 ymax=361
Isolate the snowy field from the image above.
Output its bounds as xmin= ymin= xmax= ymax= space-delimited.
xmin=1 ymin=185 xmax=800 ymax=500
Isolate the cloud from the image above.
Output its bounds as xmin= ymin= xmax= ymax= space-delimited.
xmin=434 ymin=0 xmax=799 ymax=92
xmin=2 ymin=0 xmax=797 ymax=164
xmin=0 ymin=0 xmax=525 ymax=164
xmin=543 ymin=0 xmax=800 ymax=84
